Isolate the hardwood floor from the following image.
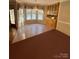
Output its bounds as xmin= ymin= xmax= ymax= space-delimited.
xmin=10 ymin=24 xmax=54 ymax=44
xmin=10 ymin=29 xmax=70 ymax=59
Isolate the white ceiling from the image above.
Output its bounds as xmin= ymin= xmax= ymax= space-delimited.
xmin=16 ymin=0 xmax=69 ymax=5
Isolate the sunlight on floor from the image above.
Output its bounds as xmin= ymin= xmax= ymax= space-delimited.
xmin=12 ymin=24 xmax=53 ymax=43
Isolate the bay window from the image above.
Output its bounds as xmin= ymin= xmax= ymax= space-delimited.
xmin=26 ymin=8 xmax=44 ymax=20
xmin=18 ymin=7 xmax=44 ymax=25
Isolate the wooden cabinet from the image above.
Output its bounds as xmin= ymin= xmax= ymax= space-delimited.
xmin=44 ymin=18 xmax=56 ymax=29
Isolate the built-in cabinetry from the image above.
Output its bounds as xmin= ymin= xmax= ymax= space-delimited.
xmin=44 ymin=3 xmax=60 ymax=29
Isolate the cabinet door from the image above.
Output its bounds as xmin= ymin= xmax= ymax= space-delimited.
xmin=44 ymin=19 xmax=56 ymax=29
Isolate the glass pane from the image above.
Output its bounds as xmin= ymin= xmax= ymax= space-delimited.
xmin=10 ymin=9 xmax=15 ymax=24
xmin=31 ymin=9 xmax=36 ymax=20
xmin=26 ymin=9 xmax=32 ymax=20
xmin=37 ymin=9 xmax=44 ymax=20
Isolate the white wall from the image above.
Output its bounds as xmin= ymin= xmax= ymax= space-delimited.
xmin=56 ymin=1 xmax=70 ymax=36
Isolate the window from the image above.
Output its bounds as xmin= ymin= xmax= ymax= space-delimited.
xmin=37 ymin=9 xmax=44 ymax=20
xmin=10 ymin=9 xmax=15 ymax=24
xmin=26 ymin=8 xmax=44 ymax=20
xmin=31 ymin=9 xmax=36 ymax=20
xmin=17 ymin=8 xmax=44 ymax=21
xmin=26 ymin=9 xmax=32 ymax=20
